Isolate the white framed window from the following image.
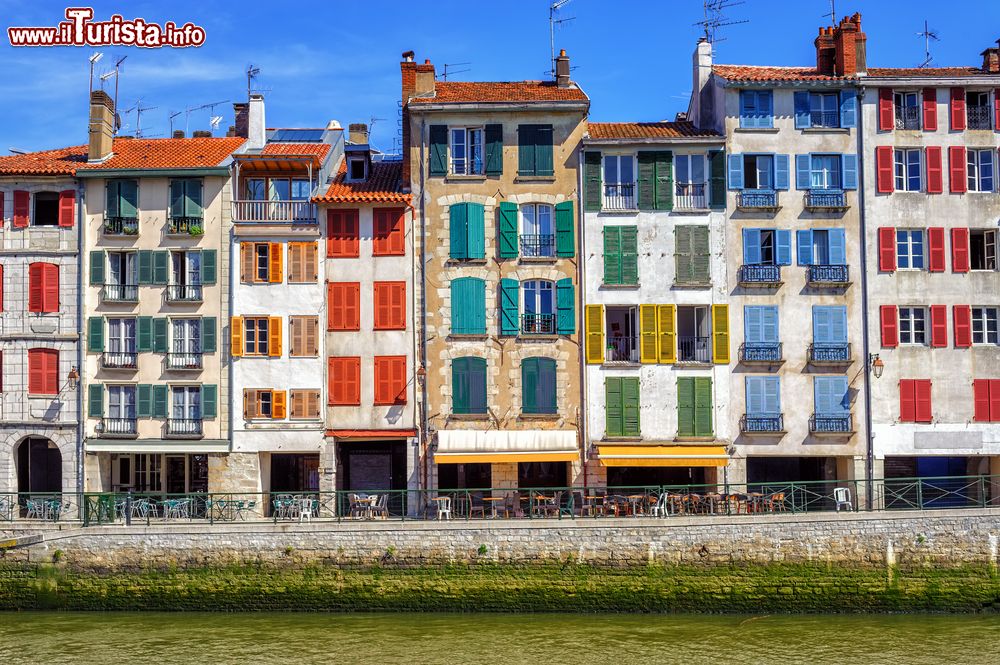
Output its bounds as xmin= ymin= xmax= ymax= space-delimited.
xmin=898 ymin=307 xmax=927 ymax=345
xmin=522 ymin=280 xmax=555 ymax=334
xmin=347 ymin=156 xmax=367 ymax=181
xmin=107 ymin=251 xmax=136 ymax=286
xmin=107 ymin=318 xmax=136 ymax=353
xmin=602 ymin=153 xmax=636 ymax=209
xmin=675 ymin=154 xmax=707 ymax=204
xmin=967 ymin=149 xmax=995 ymax=192
xmin=450 ymin=127 xmax=483 ymax=175
xmin=108 ymin=385 xmax=136 ymax=420
xmin=893 ymin=149 xmax=922 ymax=192
xmin=520 ymin=203 xmax=554 ymax=257
xmin=171 ymin=251 xmax=201 ymax=286
xmin=171 ymin=386 xmax=202 ymax=421
xmin=742 ymin=154 xmax=773 ymax=189
xmin=896 ymin=230 xmax=924 ymax=270
xmin=809 ymin=92 xmax=840 ymax=128
xmin=894 ymin=91 xmax=920 ymax=129
xmin=172 ymin=318 xmax=201 ymax=354
xmin=972 ymin=307 xmax=999 ymax=345
xmin=810 ymin=154 xmax=842 ymax=189
xmin=971 ymin=230 xmax=998 ymax=271
xmin=967 ymin=90 xmax=992 ymax=129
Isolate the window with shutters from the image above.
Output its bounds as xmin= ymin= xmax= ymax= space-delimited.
xmin=602 ymin=225 xmax=638 ymax=286
xmin=168 ymin=251 xmax=202 ymax=302
xmin=32 ymin=191 xmax=59 ymax=226
xmin=289 ymin=316 xmax=319 ymax=357
xmin=741 ymin=154 xmax=774 ymax=189
xmin=327 ymin=282 xmax=360 ymax=331
xmin=289 ymin=389 xmax=321 ymax=419
xmin=603 ymin=306 xmax=639 ymax=364
xmin=970 ymin=230 xmax=998 ymax=271
xmin=373 ymin=208 xmax=405 ymax=256
xmin=169 ymin=386 xmax=202 ymax=435
xmin=521 ymin=357 xmax=556 ymax=415
xmin=898 ymin=307 xmax=927 ymax=345
xmin=809 ymin=154 xmax=842 ymax=189
xmin=105 ymin=318 xmax=137 ymax=369
xmin=605 ymin=376 xmax=640 ymax=437
xmin=326 ymin=209 xmax=360 ymax=257
xmin=450 ymin=127 xmax=484 ymax=175
xmin=677 ymin=376 xmax=712 ymax=438
xmin=373 ymin=282 xmax=406 ymax=330
xmin=522 ymin=280 xmax=555 ymax=335
xmin=674 ymin=154 xmax=707 ymax=209
xmin=241 ymin=242 xmax=282 ymax=283
xmin=893 ymin=149 xmax=922 ymax=191
xmin=373 ymin=355 xmax=406 ymax=405
xmin=519 ymin=203 xmax=554 ymax=258
xmin=244 ymin=389 xmax=274 ymax=419
xmin=739 ymin=90 xmax=774 ymax=128
xmin=107 ymin=385 xmax=137 ymax=432
xmin=287 ymin=241 xmax=318 ymax=283
xmin=104 ymin=179 xmax=139 ymax=234
xmin=243 ymin=317 xmax=270 ymax=356
xmin=677 ymin=306 xmax=712 ymax=363
xmin=517 ymin=124 xmax=554 ymax=177
xmin=450 ymin=277 xmax=486 ymax=335
xmin=602 ymin=154 xmax=636 ymax=210
xmin=972 ymin=307 xmax=999 ymax=345
xmin=896 ymin=230 xmax=925 ymax=270
xmin=27 ymin=348 xmax=58 ymax=395
xmin=167 ymin=178 xmax=203 ymax=234
xmin=967 ymin=149 xmax=995 ymax=192
xmin=973 ymin=379 xmax=1000 ymax=422
xmin=966 ymin=90 xmax=992 ymax=129
xmin=328 ymin=356 xmax=361 ymax=406
xmin=743 ymin=229 xmax=782 ymax=265
xmin=674 ymin=225 xmax=710 ymax=285
xmin=170 ymin=318 xmax=202 ymax=369
xmin=448 ymin=202 xmax=486 ymax=260
xmin=452 ymin=356 xmax=487 ymax=415
xmin=894 ymin=91 xmax=920 ymax=129
xmin=808 ymin=92 xmax=841 ymax=128
xmin=28 ymin=262 xmax=59 ymax=313
xmin=899 ymin=379 xmax=932 ymax=423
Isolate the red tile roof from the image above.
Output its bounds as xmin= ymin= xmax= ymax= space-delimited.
xmin=712 ymin=64 xmax=853 ymax=82
xmin=78 ymin=137 xmax=245 ymax=170
xmin=261 ymin=142 xmax=332 ymax=161
xmin=588 ymin=121 xmax=720 ymax=140
xmin=866 ymin=67 xmax=991 ymax=78
xmin=413 ymin=81 xmax=588 ymax=104
xmin=313 ymin=160 xmax=410 ymax=204
xmin=0 ymin=145 xmax=86 ymax=176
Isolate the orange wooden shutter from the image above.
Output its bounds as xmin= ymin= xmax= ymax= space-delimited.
xmin=243 ymin=389 xmax=257 ymax=419
xmin=230 ymin=316 xmax=244 ymax=357
xmin=267 ymin=316 xmax=282 ymax=356
xmin=58 ymin=190 xmax=75 ymax=227
xmin=272 ymin=390 xmax=287 ymax=419
xmin=287 ymin=242 xmax=302 ymax=282
xmin=240 ymin=243 xmax=254 ymax=282
xmin=268 ymin=243 xmax=283 ymax=283
xmin=305 ymin=317 xmax=318 ymax=355
xmin=305 ymin=241 xmax=317 ymax=280
xmin=373 ymin=208 xmax=405 ymax=256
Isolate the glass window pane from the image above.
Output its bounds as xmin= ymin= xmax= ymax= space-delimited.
xmin=604 ymin=156 xmax=618 ymax=184
xmin=620 ymin=156 xmax=634 ymax=183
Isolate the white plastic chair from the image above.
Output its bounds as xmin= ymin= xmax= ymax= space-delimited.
xmin=650 ymin=492 xmax=670 ymax=518
xmin=834 ymin=487 xmax=853 ymax=512
xmin=436 ymin=497 xmax=451 ymax=520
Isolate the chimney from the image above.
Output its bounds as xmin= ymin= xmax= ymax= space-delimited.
xmin=555 ymin=49 xmax=570 ymax=88
xmin=832 ymin=13 xmax=866 ymax=77
xmin=247 ymin=93 xmax=266 ymax=150
xmin=348 ymin=123 xmax=369 ymax=144
xmin=982 ymin=46 xmax=1000 ymax=73
xmin=815 ymin=26 xmax=836 ymax=75
xmin=233 ymin=102 xmax=249 ymax=138
xmin=415 ymin=59 xmax=436 ymax=97
xmin=690 ymin=38 xmax=716 ymax=131
xmin=172 ymin=130 xmax=185 ymax=139
xmin=87 ymin=90 xmax=115 ymax=162
xmin=401 ymin=51 xmax=434 ymax=188
xmin=225 ymin=125 xmax=236 ymax=137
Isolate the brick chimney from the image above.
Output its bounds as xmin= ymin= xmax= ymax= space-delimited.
xmin=832 ymin=13 xmax=866 ymax=77
xmin=555 ymin=49 xmax=570 ymax=87
xmin=88 ymin=90 xmax=115 ymax=162
xmin=348 ymin=123 xmax=369 ymax=144
xmin=233 ymin=102 xmax=249 ymax=138
xmin=192 ymin=130 xmax=212 ymax=138
xmin=400 ymin=52 xmax=435 ymax=188
xmin=982 ymin=44 xmax=1000 ymax=73
xmin=173 ymin=130 xmax=185 ymax=139
xmin=815 ymin=26 xmax=836 ymax=75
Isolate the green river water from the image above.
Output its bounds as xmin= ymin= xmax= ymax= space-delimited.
xmin=1 ymin=612 xmax=998 ymax=664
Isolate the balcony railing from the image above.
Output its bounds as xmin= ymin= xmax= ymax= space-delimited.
xmin=520 ymin=234 xmax=555 ymax=258
xmin=809 ymin=110 xmax=840 ymax=128
xmin=810 ymin=413 xmax=853 ymax=434
xmin=101 ymin=351 xmax=138 ymax=370
xmin=167 ymin=352 xmax=203 ymax=370
xmin=603 ymin=183 xmax=636 ymax=210
xmin=804 ymin=189 xmax=848 ymax=210
xmin=738 ymin=264 xmax=781 ymax=285
xmin=168 ymin=216 xmax=204 ymax=235
xmin=809 ymin=343 xmax=852 ymax=364
xmin=521 ymin=313 xmax=556 ymax=335
xmin=605 ymin=335 xmax=639 ymax=364
xmin=101 ymin=417 xmax=137 ymax=437
xmin=739 ymin=342 xmax=783 ymax=364
xmin=894 ymin=106 xmax=920 ymax=130
xmin=741 ymin=414 xmax=784 ymax=433
xmin=737 ymin=189 xmax=778 ymax=210
xmin=678 ymin=335 xmax=711 ymax=363
xmin=807 ymin=264 xmax=850 ymax=285
xmin=103 ymin=217 xmax=138 ymax=235
xmin=231 ymin=200 xmax=316 ymax=223
xmin=674 ymin=183 xmax=707 ymax=210
xmin=967 ymin=105 xmax=993 ymax=130
xmin=166 ymin=284 xmax=203 ymax=302
xmin=167 ymin=418 xmax=203 ymax=437
xmin=101 ymin=283 xmax=138 ymax=302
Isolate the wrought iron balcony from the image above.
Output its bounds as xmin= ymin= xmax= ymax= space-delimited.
xmin=520 ymin=234 xmax=555 ymax=258
xmin=809 ymin=343 xmax=852 ymax=364
xmin=232 ymin=199 xmax=316 ymax=224
xmin=739 ymin=342 xmax=783 ymax=364
xmin=603 ymin=183 xmax=636 ymax=210
xmin=804 ymin=189 xmax=848 ymax=211
xmin=101 ymin=283 xmax=138 ymax=303
xmin=741 ymin=414 xmax=784 ymax=434
xmin=810 ymin=413 xmax=853 ymax=434
xmin=605 ymin=335 xmax=639 ymax=364
xmin=166 ymin=284 xmax=203 ymax=302
xmin=100 ymin=417 xmax=137 ymax=437
xmin=967 ymin=105 xmax=993 ymax=130
xmin=737 ymin=189 xmax=779 ymax=211
xmin=101 ymin=351 xmax=138 ymax=370
xmin=894 ymin=106 xmax=920 ymax=130
xmin=678 ymin=335 xmax=711 ymax=363
xmin=166 ymin=352 xmax=203 ymax=370
xmin=738 ymin=264 xmax=782 ymax=286
xmin=674 ymin=183 xmax=707 ymax=210
xmin=807 ymin=264 xmax=850 ymax=285
xmin=521 ymin=313 xmax=556 ymax=335
xmin=809 ymin=110 xmax=840 ymax=128
xmin=103 ymin=217 xmax=139 ymax=235
xmin=167 ymin=418 xmax=203 ymax=438
xmin=167 ymin=216 xmax=204 ymax=235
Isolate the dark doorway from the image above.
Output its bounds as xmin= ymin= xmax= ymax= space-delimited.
xmin=337 ymin=441 xmax=407 ymax=515
xmin=518 ymin=461 xmax=567 ymax=488
xmin=747 ymin=456 xmax=835 ymax=511
xmin=437 ymin=463 xmax=491 ymax=490
xmin=270 ymin=453 xmax=320 ymax=493
xmin=747 ymin=456 xmax=828 ymax=483
xmin=15 ymin=437 xmax=62 ymax=494
xmin=607 ymin=466 xmax=707 ymax=489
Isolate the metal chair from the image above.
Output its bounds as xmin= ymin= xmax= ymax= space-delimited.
xmin=834 ymin=487 xmax=853 ymax=512
xmin=371 ymin=494 xmax=389 ymax=520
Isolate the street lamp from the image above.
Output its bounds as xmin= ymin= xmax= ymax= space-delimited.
xmin=868 ymin=353 xmax=884 ymax=379
xmin=66 ymin=366 xmax=80 ymax=391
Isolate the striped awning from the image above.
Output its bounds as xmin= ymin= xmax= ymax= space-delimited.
xmin=435 ymin=430 xmax=578 ymax=464
xmin=596 ymin=445 xmax=729 ymax=468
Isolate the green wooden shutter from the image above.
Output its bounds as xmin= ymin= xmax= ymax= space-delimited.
xmin=87 ymin=317 xmax=104 ymax=353
xmin=677 ymin=377 xmax=695 ymax=437
xmin=452 ymin=357 xmax=469 ymax=413
xmin=554 ymin=200 xmax=574 ymax=257
xmin=522 ymin=357 xmax=539 ymax=414
xmin=137 ymin=250 xmax=153 ymax=284
xmin=708 ymin=151 xmax=726 ymax=209
xmin=654 ymin=151 xmax=674 ymax=210
xmin=137 ymin=384 xmax=152 ymax=418
xmin=429 ymin=125 xmax=448 ymax=176
xmin=622 ymin=377 xmax=640 ymax=436
xmin=152 ymin=250 xmax=169 ymax=285
xmin=497 ymin=201 xmax=518 ymax=258
xmin=451 ymin=277 xmax=486 ymax=335
xmin=499 ymin=278 xmax=520 ymax=336
xmin=694 ymin=376 xmax=713 ymax=436
xmin=201 ymin=317 xmax=217 ymax=353
xmin=201 ymin=249 xmax=217 ymax=284
xmin=169 ymin=179 xmax=185 ymax=218
xmin=202 ymin=385 xmax=217 ymax=419
xmin=556 ymin=278 xmax=575 ymax=335
xmin=517 ymin=125 xmax=536 ymax=176
xmin=119 ymin=180 xmax=138 ymax=217
xmin=137 ymin=316 xmax=153 ymax=352
xmin=449 ymin=203 xmax=468 ymax=259
xmin=584 ymin=152 xmax=602 ymax=212
xmin=105 ymin=181 xmax=119 ymax=218
xmin=466 ymin=203 xmax=485 ymax=259
xmin=603 ymin=227 xmax=622 ymax=285
xmin=152 ymin=385 xmax=168 ymax=419
xmin=89 ymin=251 xmax=105 ymax=286
xmin=674 ymin=226 xmax=693 ymax=284
xmin=538 ymin=358 xmax=557 ymax=413
xmin=621 ymin=226 xmax=639 ymax=285
xmin=88 ymin=384 xmax=103 ymax=418
xmin=185 ymin=179 xmax=203 ymax=217
xmin=637 ymin=152 xmax=656 ymax=210
xmin=605 ymin=377 xmax=623 ymax=437
xmin=534 ymin=125 xmax=553 ymax=176
xmin=484 ymin=124 xmax=503 ymax=175
xmin=691 ymin=226 xmax=710 ymax=284
xmin=152 ymin=318 xmax=168 ymax=353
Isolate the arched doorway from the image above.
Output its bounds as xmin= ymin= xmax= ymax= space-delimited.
xmin=15 ymin=437 xmax=62 ymax=494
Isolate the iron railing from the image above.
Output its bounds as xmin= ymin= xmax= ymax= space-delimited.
xmin=809 ymin=109 xmax=840 ymax=128
xmin=879 ymin=475 xmax=993 ymax=510
xmin=605 ymin=335 xmax=639 ymax=364
xmin=166 ymin=284 xmax=203 ymax=302
xmin=520 ymin=234 xmax=555 ymax=258
xmin=739 ymin=342 xmax=782 ymax=363
xmin=967 ymin=105 xmax=993 ymax=130
xmin=739 ymin=264 xmax=781 ymax=284
xmin=807 ymin=264 xmax=850 ymax=284
xmin=740 ymin=414 xmax=784 ymax=433
xmin=167 ymin=418 xmax=203 ymax=437
xmin=809 ymin=342 xmax=852 ymax=363
xmin=166 ymin=352 xmax=203 ymax=370
xmin=810 ymin=413 xmax=853 ymax=433
xmin=521 ymin=313 xmax=556 ymax=335
xmin=100 ymin=417 xmax=138 ymax=437
xmin=895 ymin=106 xmax=920 ymax=130
xmin=737 ymin=189 xmax=778 ymax=209
xmin=104 ymin=217 xmax=139 ymax=235
xmin=805 ymin=189 xmax=847 ymax=209
xmin=603 ymin=183 xmax=636 ymax=210
xmin=101 ymin=283 xmax=138 ymax=302
xmin=677 ymin=335 xmax=711 ymax=363
xmin=101 ymin=351 xmax=138 ymax=370
xmin=675 ymin=183 xmax=707 ymax=210
xmin=231 ymin=200 xmax=316 ymax=223
xmin=167 ymin=216 xmax=204 ymax=235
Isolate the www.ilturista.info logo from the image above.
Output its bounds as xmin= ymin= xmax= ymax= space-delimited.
xmin=8 ymin=7 xmax=206 ymax=48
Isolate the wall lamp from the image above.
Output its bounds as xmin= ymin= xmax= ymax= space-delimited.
xmin=868 ymin=354 xmax=884 ymax=380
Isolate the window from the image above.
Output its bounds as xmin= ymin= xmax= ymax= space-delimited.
xmin=168 ymin=178 xmax=203 ymax=232
xmin=373 ymin=282 xmax=406 ymax=330
xmin=675 ymin=154 xmax=707 ymax=203
xmin=327 ymin=282 xmax=360 ymax=331
xmin=450 ymin=277 xmax=486 ymax=335
xmin=287 ymin=241 xmax=318 ymax=283
xmin=677 ymin=376 xmax=712 ymax=437
xmin=108 ymin=385 xmax=136 ymax=421
xmin=972 ymin=307 xmax=999 ymax=345
xmin=171 ymin=251 xmax=201 ymax=286
xmin=603 ymin=225 xmax=638 ymax=285
xmin=894 ymin=91 xmax=920 ymax=129
xmin=289 ymin=316 xmax=319 ymax=357
xmin=106 ymin=179 xmax=138 ymax=221
xmin=373 ymin=208 xmax=405 ymax=256
xmin=244 ymin=389 xmax=275 ymax=419
xmin=326 ymin=209 xmax=360 ymax=258
xmin=347 ymin=156 xmax=367 ymax=181
xmin=107 ymin=252 xmax=136 ymax=286
xmin=746 ymin=376 xmax=780 ymax=416
xmin=243 ymin=317 xmax=270 ymax=356
xmin=744 ymin=305 xmax=779 ymax=345
xmin=966 ymin=90 xmax=992 ymax=129
xmin=451 ymin=127 xmax=484 ymax=175
xmin=32 ymin=191 xmax=59 ymax=226
xmin=967 ymin=149 xmax=995 ymax=192
xmin=970 ymin=230 xmax=997 ymax=271
xmin=605 ymin=376 xmax=640 ymax=437
xmin=810 ymin=154 xmax=842 ymax=189
xmin=172 ymin=318 xmax=201 ymax=355
xmin=517 ymin=124 xmax=553 ymax=177
xmin=107 ymin=318 xmax=137 ymax=354
xmin=521 ymin=357 xmax=556 ymax=415
xmin=448 ymin=202 xmax=486 ymax=259
xmin=896 ymin=230 xmax=924 ymax=270
xmin=739 ymin=90 xmax=773 ymax=128
xmin=797 ymin=228 xmax=847 ymax=266
xmin=245 ymin=177 xmax=310 ymax=202
xmin=27 ymin=348 xmax=58 ymax=395
xmin=522 ymin=280 xmax=555 ymax=334
xmin=289 ymin=389 xmax=321 ymax=419
xmin=28 ymin=262 xmax=59 ymax=313
xmin=240 ymin=242 xmax=281 ymax=283
xmin=741 ymin=154 xmax=773 ymax=189
xmin=171 ymin=386 xmax=202 ymax=423
xmin=743 ymin=228 xmax=792 ymax=266
xmin=328 ymin=357 xmax=361 ymax=406
xmin=373 ymin=355 xmax=407 ymax=405
xmin=520 ymin=203 xmax=554 ymax=258
xmin=809 ymin=92 xmax=840 ymax=128
xmin=452 ymin=356 xmax=487 ymax=415
xmin=973 ymin=379 xmax=1000 ymax=422
xmin=893 ymin=149 xmax=922 ymax=191
xmin=603 ymin=154 xmax=636 ymax=209
xmin=898 ymin=307 xmax=927 ymax=345
xmin=899 ymin=379 xmax=932 ymax=423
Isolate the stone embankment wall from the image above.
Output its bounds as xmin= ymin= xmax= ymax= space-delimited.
xmin=2 ymin=510 xmax=1000 ymax=612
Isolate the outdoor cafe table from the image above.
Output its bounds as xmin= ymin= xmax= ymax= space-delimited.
xmin=481 ymin=496 xmax=503 ymax=518
xmin=626 ymin=494 xmax=647 ymax=517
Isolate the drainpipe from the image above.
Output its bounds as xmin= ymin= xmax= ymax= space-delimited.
xmin=418 ymin=117 xmax=429 ymax=495
xmin=576 ymin=142 xmax=588 ymax=490
xmin=226 ymin=171 xmax=235 ymax=487
xmin=855 ymin=85 xmax=875 ymax=510
xmin=76 ymin=180 xmax=85 ymax=496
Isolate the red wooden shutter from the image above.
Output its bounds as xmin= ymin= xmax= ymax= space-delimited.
xmin=991 ymin=380 xmax=1000 ymax=422
xmin=326 ymin=209 xmax=360 ymax=258
xmin=373 ymin=356 xmax=387 ymax=405
xmin=28 ymin=348 xmax=58 ymax=395
xmin=328 ymin=357 xmax=360 ymax=405
xmin=951 ymin=228 xmax=969 ymax=272
xmin=42 ymin=263 xmax=59 ymax=312
xmin=927 ymin=228 xmax=945 ymax=272
xmin=995 ymin=89 xmax=1000 ymax=131
xmin=374 ymin=355 xmax=406 ymax=405
xmin=12 ymin=190 xmax=29 ymax=228
xmin=392 ymin=356 xmax=406 ymax=403
xmin=953 ymin=305 xmax=972 ymax=347
xmin=899 ymin=380 xmax=916 ymax=422
xmin=949 ymin=146 xmax=967 ymax=193
xmin=925 ymin=146 xmax=943 ymax=194
xmin=28 ymin=263 xmax=43 ymax=312
xmin=327 ymin=282 xmax=360 ymax=331
xmin=929 ymin=305 xmax=947 ymax=347
xmin=973 ymin=380 xmax=990 ymax=422
xmin=373 ymin=282 xmax=387 ymax=330
xmin=373 ymin=208 xmax=405 ymax=256
xmin=949 ymin=88 xmax=966 ymax=131
xmin=878 ymin=227 xmax=896 ymax=271
xmin=914 ymin=379 xmax=932 ymax=423
xmin=27 ymin=349 xmax=41 ymax=394
xmin=0 ymin=192 xmax=3 ymax=227
xmin=922 ymin=88 xmax=937 ymax=131
xmin=878 ymin=88 xmax=894 ymax=131
xmin=58 ymin=190 xmax=75 ymax=227
xmin=875 ymin=146 xmax=894 ymax=193
xmin=880 ymin=305 xmax=898 ymax=347
xmin=0 ymin=264 xmax=4 ymax=312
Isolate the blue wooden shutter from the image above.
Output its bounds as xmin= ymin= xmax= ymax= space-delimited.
xmin=497 ymin=202 xmax=518 ymax=259
xmin=499 ymin=278 xmax=519 ymax=336
xmin=449 ymin=203 xmax=468 ymax=259
xmin=759 ymin=91 xmax=774 ymax=128
xmin=840 ymin=90 xmax=857 ymax=128
xmin=556 ymin=278 xmax=575 ymax=335
xmin=727 ymin=154 xmax=744 ymax=190
xmin=794 ymin=91 xmax=811 ymax=128
xmin=554 ymin=200 xmax=575 ymax=257
xmin=746 ymin=376 xmax=765 ymax=415
xmin=742 ymin=228 xmax=761 ymax=265
xmin=842 ymin=154 xmax=858 ymax=190
xmin=466 ymin=203 xmax=486 ymax=258
xmin=831 ymin=306 xmax=848 ymax=343
xmin=775 ymin=230 xmax=792 ymax=265
xmin=797 ymin=230 xmax=814 ymax=265
xmin=762 ymin=306 xmax=779 ymax=343
xmin=763 ymin=376 xmax=780 ymax=414
xmin=451 ymin=277 xmax=486 ymax=334
xmin=774 ymin=154 xmax=790 ymax=190
xmin=744 ymin=306 xmax=763 ymax=344
xmin=739 ymin=91 xmax=753 ymax=128
xmin=815 ymin=376 xmax=849 ymax=416
xmin=795 ymin=155 xmax=811 ymax=190
xmin=468 ymin=357 xmax=487 ymax=413
xmin=829 ymin=229 xmax=847 ymax=265
xmin=813 ymin=306 xmax=832 ymax=344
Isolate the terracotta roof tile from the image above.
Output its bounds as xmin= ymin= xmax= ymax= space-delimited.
xmin=588 ymin=121 xmax=721 ymax=140
xmin=414 ymin=81 xmax=588 ymax=104
xmin=712 ymin=64 xmax=854 ymax=82
xmin=866 ymin=67 xmax=991 ymax=78
xmin=314 ymin=160 xmax=410 ymax=204
xmin=79 ymin=136 xmax=246 ymax=171
xmin=261 ymin=142 xmax=332 ymax=161
xmin=0 ymin=145 xmax=87 ymax=176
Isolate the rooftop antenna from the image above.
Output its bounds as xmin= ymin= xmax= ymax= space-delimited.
xmin=87 ymin=52 xmax=103 ymax=93
xmin=916 ymin=20 xmax=940 ymax=68
xmin=112 ymin=56 xmax=127 ymax=121
xmin=368 ymin=115 xmax=387 ymax=151
xmin=440 ymin=62 xmax=471 ymax=81
xmin=184 ymin=100 xmax=229 ymax=134
xmin=246 ymin=64 xmax=260 ymax=97
xmin=210 ymin=116 xmax=223 ymax=133
xmin=827 ymin=0 xmax=836 ymax=24
xmin=549 ymin=0 xmax=575 ymax=77
xmin=168 ymin=110 xmax=182 ymax=135
xmin=694 ymin=0 xmax=748 ymax=44
xmin=136 ymin=101 xmax=158 ymax=138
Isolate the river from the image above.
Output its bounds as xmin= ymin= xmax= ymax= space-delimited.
xmin=2 ymin=612 xmax=999 ymax=664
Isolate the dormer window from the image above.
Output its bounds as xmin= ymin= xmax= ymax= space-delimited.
xmin=347 ymin=156 xmax=367 ymax=181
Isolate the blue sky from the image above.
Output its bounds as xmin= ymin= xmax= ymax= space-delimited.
xmin=0 ymin=1 xmax=998 ymax=154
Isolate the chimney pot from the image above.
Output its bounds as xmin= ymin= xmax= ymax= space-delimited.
xmin=192 ymin=130 xmax=212 ymax=138
xmin=555 ymin=49 xmax=571 ymax=88
xmin=348 ymin=123 xmax=369 ymax=145
xmin=982 ymin=46 xmax=1000 ymax=73
xmin=173 ymin=130 xmax=185 ymax=139
xmin=87 ymin=90 xmax=115 ymax=162
xmin=402 ymin=50 xmax=414 ymax=62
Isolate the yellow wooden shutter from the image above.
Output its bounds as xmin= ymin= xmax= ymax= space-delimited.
xmin=657 ymin=304 xmax=676 ymax=363
xmin=272 ymin=390 xmax=287 ymax=419
xmin=240 ymin=243 xmax=253 ymax=283
xmin=639 ymin=304 xmax=658 ymax=363
xmin=268 ymin=316 xmax=282 ymax=357
xmin=268 ymin=243 xmax=283 ymax=283
xmin=230 ymin=316 xmax=244 ymax=357
xmin=585 ymin=304 xmax=604 ymax=364
xmin=711 ymin=304 xmax=730 ymax=363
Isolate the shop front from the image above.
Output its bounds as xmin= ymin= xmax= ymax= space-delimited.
xmin=596 ymin=444 xmax=729 ymax=489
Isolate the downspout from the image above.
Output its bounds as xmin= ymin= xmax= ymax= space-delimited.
xmin=76 ymin=179 xmax=85 ymax=495
xmin=226 ymin=169 xmax=235 ymax=480
xmin=855 ymin=85 xmax=875 ymax=509
xmin=418 ymin=117 xmax=429 ymax=494
xmin=576 ymin=143 xmax=588 ymax=490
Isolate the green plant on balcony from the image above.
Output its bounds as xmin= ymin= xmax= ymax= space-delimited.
xmin=187 ymin=224 xmax=204 ymax=237
xmin=122 ymin=225 xmax=138 ymax=235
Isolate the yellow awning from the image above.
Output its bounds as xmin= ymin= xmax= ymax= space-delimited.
xmin=597 ymin=445 xmax=729 ymax=468
xmin=435 ymin=430 xmax=578 ymax=464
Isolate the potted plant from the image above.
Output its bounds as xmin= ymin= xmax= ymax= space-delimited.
xmin=187 ymin=224 xmax=204 ymax=237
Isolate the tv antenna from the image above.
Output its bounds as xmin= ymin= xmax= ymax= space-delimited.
xmin=827 ymin=0 xmax=836 ymax=24
xmin=246 ymin=64 xmax=261 ymax=97
xmin=916 ymin=20 xmax=939 ymax=68
xmin=121 ymin=98 xmax=158 ymax=138
xmin=549 ymin=0 xmax=575 ymax=77
xmin=184 ymin=100 xmax=229 ymax=134
xmin=440 ymin=62 xmax=471 ymax=81
xmin=87 ymin=52 xmax=103 ymax=93
xmin=168 ymin=110 xmax=183 ymax=135
xmin=694 ymin=0 xmax=748 ymax=44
